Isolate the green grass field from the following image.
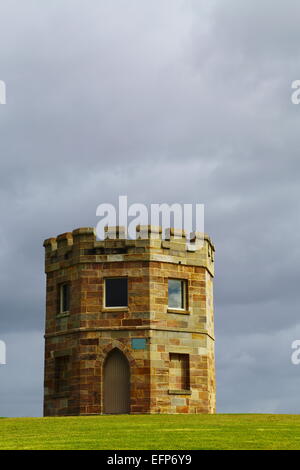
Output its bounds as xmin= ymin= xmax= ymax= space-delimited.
xmin=1 ymin=414 xmax=300 ymax=450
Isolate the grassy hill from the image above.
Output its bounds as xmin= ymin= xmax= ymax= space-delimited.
xmin=1 ymin=414 xmax=300 ymax=450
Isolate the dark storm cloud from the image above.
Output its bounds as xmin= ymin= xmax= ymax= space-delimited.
xmin=0 ymin=0 xmax=300 ymax=416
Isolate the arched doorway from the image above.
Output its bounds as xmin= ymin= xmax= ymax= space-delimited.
xmin=103 ymin=348 xmax=130 ymax=414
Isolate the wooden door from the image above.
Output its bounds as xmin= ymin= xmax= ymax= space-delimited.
xmin=104 ymin=348 xmax=130 ymax=414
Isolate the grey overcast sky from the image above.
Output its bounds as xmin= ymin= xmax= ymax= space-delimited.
xmin=1 ymin=0 xmax=300 ymax=416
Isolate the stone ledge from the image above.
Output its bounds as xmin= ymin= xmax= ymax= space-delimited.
xmin=46 ymin=392 xmax=70 ymax=399
xmin=56 ymin=312 xmax=70 ymax=319
xmin=167 ymin=308 xmax=190 ymax=315
xmin=51 ymin=349 xmax=73 ymax=358
xmin=101 ymin=307 xmax=129 ymax=313
xmin=168 ymin=390 xmax=192 ymax=395
xmin=45 ymin=326 xmax=215 ymax=341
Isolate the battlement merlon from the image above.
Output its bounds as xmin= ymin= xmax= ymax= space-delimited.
xmin=43 ymin=226 xmax=215 ymax=276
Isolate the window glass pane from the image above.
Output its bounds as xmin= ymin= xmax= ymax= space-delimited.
xmin=105 ymin=278 xmax=128 ymax=307
xmin=168 ymin=279 xmax=185 ymax=309
xmin=62 ymin=284 xmax=70 ymax=312
xmin=59 ymin=283 xmax=70 ymax=313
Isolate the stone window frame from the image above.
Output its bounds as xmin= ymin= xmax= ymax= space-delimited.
xmin=103 ymin=276 xmax=129 ymax=311
xmin=168 ymin=352 xmax=191 ymax=395
xmin=51 ymin=350 xmax=72 ymax=398
xmin=167 ymin=278 xmax=189 ymax=315
xmin=57 ymin=282 xmax=71 ymax=317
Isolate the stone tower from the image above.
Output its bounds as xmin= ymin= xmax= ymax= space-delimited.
xmin=43 ymin=226 xmax=216 ymax=416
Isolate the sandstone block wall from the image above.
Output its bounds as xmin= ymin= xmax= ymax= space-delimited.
xmin=43 ymin=226 xmax=215 ymax=415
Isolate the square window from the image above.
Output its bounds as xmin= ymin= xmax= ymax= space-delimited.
xmin=59 ymin=283 xmax=70 ymax=313
xmin=105 ymin=277 xmax=128 ymax=308
xmin=168 ymin=279 xmax=187 ymax=310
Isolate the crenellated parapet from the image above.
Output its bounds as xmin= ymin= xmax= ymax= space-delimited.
xmin=43 ymin=225 xmax=215 ymax=275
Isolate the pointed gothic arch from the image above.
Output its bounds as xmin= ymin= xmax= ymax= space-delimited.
xmin=103 ymin=348 xmax=130 ymax=414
